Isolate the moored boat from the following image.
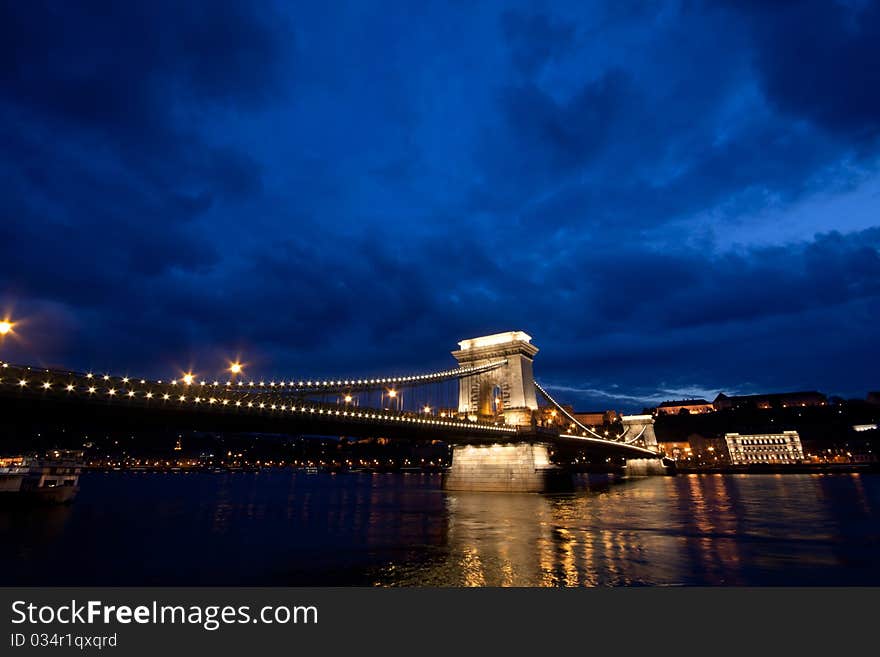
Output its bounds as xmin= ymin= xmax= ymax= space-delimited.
xmin=0 ymin=450 xmax=83 ymax=504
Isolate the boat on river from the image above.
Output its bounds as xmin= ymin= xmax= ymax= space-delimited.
xmin=0 ymin=450 xmax=83 ymax=504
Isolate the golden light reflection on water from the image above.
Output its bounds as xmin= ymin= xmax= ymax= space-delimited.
xmin=377 ymin=472 xmax=878 ymax=586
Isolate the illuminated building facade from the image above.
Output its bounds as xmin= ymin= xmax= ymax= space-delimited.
xmin=724 ymin=431 xmax=804 ymax=465
xmin=655 ymin=399 xmax=714 ymax=415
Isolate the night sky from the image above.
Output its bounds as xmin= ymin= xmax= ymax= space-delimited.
xmin=1 ymin=1 xmax=879 ymax=411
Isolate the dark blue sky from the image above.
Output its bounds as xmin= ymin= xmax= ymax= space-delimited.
xmin=1 ymin=1 xmax=879 ymax=411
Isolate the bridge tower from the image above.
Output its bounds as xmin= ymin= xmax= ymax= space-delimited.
xmin=620 ymin=414 xmax=669 ymax=476
xmin=619 ymin=414 xmax=659 ymax=450
xmin=451 ymin=331 xmax=539 ymax=427
xmin=446 ymin=331 xmax=563 ymax=492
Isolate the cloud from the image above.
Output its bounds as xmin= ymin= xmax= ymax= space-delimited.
xmin=722 ymin=0 xmax=880 ymax=141
xmin=501 ymin=10 xmax=577 ymax=76
xmin=0 ymin=1 xmax=878 ymax=411
xmin=542 ymin=383 xmax=729 ymax=407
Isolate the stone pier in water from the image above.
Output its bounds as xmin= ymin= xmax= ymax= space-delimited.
xmin=444 ymin=442 xmax=570 ymax=493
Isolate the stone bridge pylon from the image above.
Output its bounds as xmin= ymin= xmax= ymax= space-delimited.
xmin=452 ymin=331 xmax=539 ymax=427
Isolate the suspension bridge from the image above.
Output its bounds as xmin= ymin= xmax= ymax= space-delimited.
xmin=0 ymin=331 xmax=670 ymax=491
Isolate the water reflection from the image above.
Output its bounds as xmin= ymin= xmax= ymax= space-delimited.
xmin=379 ymin=473 xmax=880 ymax=586
xmin=1 ymin=471 xmax=879 ymax=586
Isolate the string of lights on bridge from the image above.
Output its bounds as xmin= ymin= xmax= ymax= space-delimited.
xmin=36 ymin=359 xmax=507 ymax=393
xmin=0 ymin=361 xmax=517 ymax=435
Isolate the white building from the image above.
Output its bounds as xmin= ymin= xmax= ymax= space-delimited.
xmin=724 ymin=431 xmax=804 ymax=465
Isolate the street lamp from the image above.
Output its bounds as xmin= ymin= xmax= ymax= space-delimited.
xmin=0 ymin=319 xmax=12 ymax=336
xmin=182 ymin=373 xmax=195 ymax=385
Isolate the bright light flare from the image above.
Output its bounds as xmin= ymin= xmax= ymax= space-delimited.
xmin=0 ymin=320 xmax=12 ymax=335
xmin=229 ymin=362 xmax=243 ymax=374
xmin=182 ymin=373 xmax=195 ymax=385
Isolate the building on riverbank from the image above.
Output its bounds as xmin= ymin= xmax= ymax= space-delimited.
xmin=724 ymin=431 xmax=805 ymax=465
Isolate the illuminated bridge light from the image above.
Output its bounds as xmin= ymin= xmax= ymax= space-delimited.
xmin=128 ymin=391 xmax=135 ymax=397
xmin=235 ymin=401 xmax=241 ymax=406
xmin=18 ymin=379 xmax=26 ymax=387
xmin=103 ymin=375 xmax=110 ymax=381
xmin=88 ymin=387 xmax=96 ymax=394
xmin=122 ymin=377 xmax=129 ymax=383
xmin=247 ymin=402 xmax=253 ymax=408
xmin=259 ymin=403 xmax=265 ymax=409
xmin=179 ymin=396 xmax=186 ymax=402
xmin=108 ymin=389 xmax=116 ymax=396
xmin=146 ymin=392 xmax=153 ymax=399
xmin=42 ymin=382 xmax=51 ymax=389
xmin=194 ymin=397 xmax=201 ymax=403
xmin=209 ymin=398 xmax=216 ymax=404
xmin=66 ymin=384 xmax=74 ymax=392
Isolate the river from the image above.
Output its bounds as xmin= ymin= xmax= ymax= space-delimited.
xmin=1 ymin=471 xmax=877 ymax=586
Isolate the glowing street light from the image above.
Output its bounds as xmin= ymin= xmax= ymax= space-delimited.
xmin=344 ymin=394 xmax=353 ymax=403
xmin=0 ymin=319 xmax=12 ymax=335
xmin=229 ymin=362 xmax=243 ymax=375
xmin=182 ymin=373 xmax=195 ymax=385
xmin=387 ymin=389 xmax=397 ymax=398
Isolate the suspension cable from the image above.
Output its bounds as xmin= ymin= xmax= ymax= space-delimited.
xmin=534 ymin=381 xmax=606 ymax=440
